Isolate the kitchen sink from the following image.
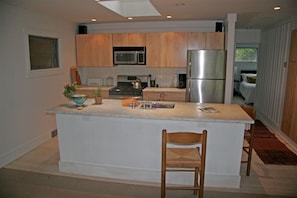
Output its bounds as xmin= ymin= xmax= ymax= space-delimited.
xmin=140 ymin=102 xmax=175 ymax=109
xmin=152 ymin=103 xmax=175 ymax=108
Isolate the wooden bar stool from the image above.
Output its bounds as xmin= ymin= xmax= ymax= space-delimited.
xmin=241 ymin=105 xmax=256 ymax=176
xmin=161 ymin=129 xmax=207 ymax=198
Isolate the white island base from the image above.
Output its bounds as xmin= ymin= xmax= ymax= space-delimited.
xmin=49 ymin=100 xmax=253 ymax=188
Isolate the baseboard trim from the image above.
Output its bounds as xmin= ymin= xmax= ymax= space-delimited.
xmin=59 ymin=160 xmax=241 ymax=188
xmin=0 ymin=132 xmax=51 ymax=168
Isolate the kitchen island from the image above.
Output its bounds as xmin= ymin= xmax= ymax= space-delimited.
xmin=47 ymin=99 xmax=253 ymax=188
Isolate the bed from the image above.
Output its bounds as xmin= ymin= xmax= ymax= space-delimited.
xmin=239 ymin=70 xmax=257 ymax=104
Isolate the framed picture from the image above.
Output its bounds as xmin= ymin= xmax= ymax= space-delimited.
xmin=23 ymin=28 xmax=63 ymax=78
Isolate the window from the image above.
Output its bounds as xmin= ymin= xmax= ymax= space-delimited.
xmin=235 ymin=47 xmax=258 ymax=62
xmin=29 ymin=35 xmax=59 ymax=70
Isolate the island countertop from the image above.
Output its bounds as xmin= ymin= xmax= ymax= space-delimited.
xmin=48 ymin=99 xmax=253 ymax=188
xmin=47 ymin=99 xmax=253 ymax=124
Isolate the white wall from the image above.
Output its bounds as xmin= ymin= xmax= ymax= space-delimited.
xmin=255 ymin=19 xmax=297 ymax=145
xmin=0 ymin=2 xmax=77 ymax=167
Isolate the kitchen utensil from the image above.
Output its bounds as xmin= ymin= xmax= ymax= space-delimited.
xmin=132 ymin=79 xmax=142 ymax=89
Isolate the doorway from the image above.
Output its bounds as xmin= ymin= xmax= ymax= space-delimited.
xmin=232 ymin=43 xmax=259 ymax=105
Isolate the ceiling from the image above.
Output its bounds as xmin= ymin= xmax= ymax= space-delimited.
xmin=2 ymin=0 xmax=297 ymax=29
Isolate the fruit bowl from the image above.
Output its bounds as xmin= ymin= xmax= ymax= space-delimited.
xmin=71 ymin=94 xmax=87 ymax=106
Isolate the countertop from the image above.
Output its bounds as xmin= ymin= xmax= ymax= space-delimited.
xmin=47 ymin=99 xmax=253 ymax=124
xmin=143 ymin=87 xmax=186 ymax=93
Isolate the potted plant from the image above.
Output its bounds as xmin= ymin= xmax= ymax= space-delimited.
xmin=63 ymin=82 xmax=77 ymax=99
xmin=94 ymin=86 xmax=103 ymax=104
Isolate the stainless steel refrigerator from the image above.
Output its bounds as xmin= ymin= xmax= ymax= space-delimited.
xmin=186 ymin=50 xmax=226 ymax=103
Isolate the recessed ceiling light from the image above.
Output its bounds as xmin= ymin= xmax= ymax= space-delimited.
xmin=274 ymin=6 xmax=281 ymax=10
xmin=166 ymin=15 xmax=172 ymax=19
xmin=91 ymin=18 xmax=97 ymax=22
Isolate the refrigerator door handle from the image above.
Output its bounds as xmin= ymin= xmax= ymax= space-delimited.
xmin=188 ymin=56 xmax=192 ymax=77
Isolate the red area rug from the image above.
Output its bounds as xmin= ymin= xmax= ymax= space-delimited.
xmin=253 ymin=120 xmax=297 ymax=165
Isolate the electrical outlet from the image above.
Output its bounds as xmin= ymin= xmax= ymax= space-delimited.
xmin=51 ymin=129 xmax=58 ymax=137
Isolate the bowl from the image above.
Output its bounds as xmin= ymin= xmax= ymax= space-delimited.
xmin=71 ymin=94 xmax=87 ymax=106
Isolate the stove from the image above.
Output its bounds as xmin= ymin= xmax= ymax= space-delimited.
xmin=109 ymin=75 xmax=148 ymax=100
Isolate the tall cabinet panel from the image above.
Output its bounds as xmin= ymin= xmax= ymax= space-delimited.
xmin=146 ymin=32 xmax=166 ymax=67
xmin=76 ymin=34 xmax=113 ymax=67
xmin=165 ymin=32 xmax=188 ymax=67
xmin=281 ymin=29 xmax=297 ymax=143
xmin=146 ymin=32 xmax=188 ymax=67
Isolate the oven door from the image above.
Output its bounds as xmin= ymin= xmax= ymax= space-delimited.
xmin=114 ymin=51 xmax=137 ymax=65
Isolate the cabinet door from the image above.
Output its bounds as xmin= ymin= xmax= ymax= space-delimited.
xmin=146 ymin=32 xmax=187 ymax=67
xmin=206 ymin=32 xmax=225 ymax=49
xmin=146 ymin=33 xmax=166 ymax=67
xmin=188 ymin=32 xmax=206 ymax=50
xmin=76 ymin=34 xmax=113 ymax=67
xmin=164 ymin=92 xmax=186 ymax=102
xmin=289 ymin=30 xmax=297 ymax=61
xmin=281 ymin=29 xmax=297 ymax=143
xmin=143 ymin=91 xmax=164 ymax=101
xmin=112 ymin=33 xmax=146 ymax=46
xmin=281 ymin=61 xmax=297 ymax=142
xmin=165 ymin=32 xmax=188 ymax=67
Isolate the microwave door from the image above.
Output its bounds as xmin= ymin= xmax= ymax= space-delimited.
xmin=114 ymin=51 xmax=137 ymax=65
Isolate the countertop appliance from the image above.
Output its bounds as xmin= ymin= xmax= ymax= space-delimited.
xmin=178 ymin=74 xmax=186 ymax=88
xmin=113 ymin=47 xmax=146 ymax=65
xmin=186 ymin=50 xmax=226 ymax=103
xmin=109 ymin=75 xmax=148 ymax=99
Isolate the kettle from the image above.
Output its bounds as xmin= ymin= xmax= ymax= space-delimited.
xmin=132 ymin=79 xmax=142 ymax=89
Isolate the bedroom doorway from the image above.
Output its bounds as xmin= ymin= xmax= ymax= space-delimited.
xmin=232 ymin=44 xmax=258 ymax=105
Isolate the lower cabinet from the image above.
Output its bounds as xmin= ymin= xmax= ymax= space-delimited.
xmin=75 ymin=87 xmax=110 ymax=99
xmin=143 ymin=89 xmax=186 ymax=102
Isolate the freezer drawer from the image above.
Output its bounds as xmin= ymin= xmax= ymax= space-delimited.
xmin=186 ymin=79 xmax=225 ymax=103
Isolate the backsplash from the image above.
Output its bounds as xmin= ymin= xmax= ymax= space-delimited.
xmin=78 ymin=66 xmax=186 ymax=88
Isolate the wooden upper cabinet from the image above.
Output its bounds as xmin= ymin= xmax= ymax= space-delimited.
xmin=76 ymin=34 xmax=113 ymax=67
xmin=188 ymin=32 xmax=224 ymax=50
xmin=146 ymin=32 xmax=188 ymax=67
xmin=146 ymin=32 xmax=166 ymax=67
xmin=166 ymin=32 xmax=188 ymax=67
xmin=112 ymin=33 xmax=146 ymax=46
xmin=75 ymin=32 xmax=224 ymax=67
xmin=206 ymin=32 xmax=225 ymax=49
xmin=188 ymin=32 xmax=206 ymax=50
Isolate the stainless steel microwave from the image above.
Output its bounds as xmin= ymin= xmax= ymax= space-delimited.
xmin=113 ymin=47 xmax=146 ymax=65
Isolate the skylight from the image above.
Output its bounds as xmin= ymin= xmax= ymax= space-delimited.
xmin=96 ymin=0 xmax=161 ymax=17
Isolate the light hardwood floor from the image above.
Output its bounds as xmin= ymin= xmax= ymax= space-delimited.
xmin=5 ymin=135 xmax=297 ymax=197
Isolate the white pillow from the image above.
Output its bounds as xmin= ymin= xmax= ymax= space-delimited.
xmin=241 ymin=73 xmax=257 ymax=82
